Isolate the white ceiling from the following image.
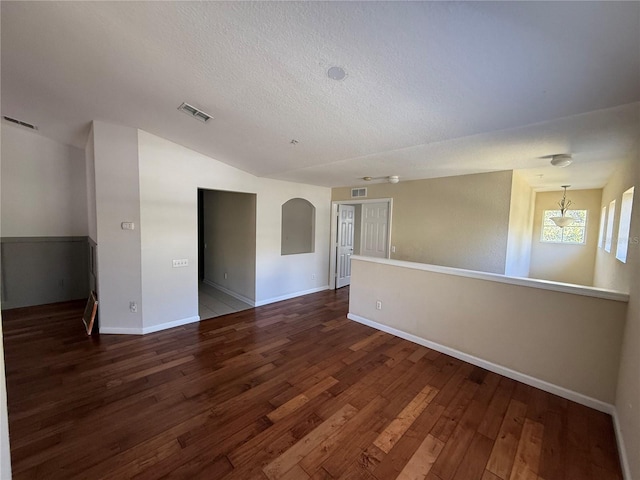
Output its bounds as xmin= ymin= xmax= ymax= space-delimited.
xmin=2 ymin=1 xmax=639 ymax=190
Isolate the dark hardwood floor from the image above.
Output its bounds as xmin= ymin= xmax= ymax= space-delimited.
xmin=2 ymin=288 xmax=623 ymax=479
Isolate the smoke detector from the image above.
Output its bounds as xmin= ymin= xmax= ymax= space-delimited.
xmin=327 ymin=66 xmax=347 ymax=81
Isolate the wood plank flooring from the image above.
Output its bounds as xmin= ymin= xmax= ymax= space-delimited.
xmin=1 ymin=288 xmax=623 ymax=479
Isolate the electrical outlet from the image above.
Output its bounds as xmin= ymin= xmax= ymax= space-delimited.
xmin=129 ymin=301 xmax=137 ymax=313
xmin=311 ymin=273 xmax=316 ymax=280
xmin=391 ymin=246 xmax=396 ymax=253
xmin=376 ymin=300 xmax=382 ymax=310
xmin=121 ymin=222 xmax=135 ymax=230
xmin=172 ymin=259 xmax=189 ymax=268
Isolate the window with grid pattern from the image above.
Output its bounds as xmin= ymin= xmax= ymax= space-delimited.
xmin=541 ymin=209 xmax=587 ymax=244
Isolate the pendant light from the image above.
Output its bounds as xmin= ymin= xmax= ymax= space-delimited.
xmin=551 ymin=185 xmax=574 ymax=227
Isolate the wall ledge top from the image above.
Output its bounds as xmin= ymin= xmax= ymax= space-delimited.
xmin=351 ymin=255 xmax=630 ymax=303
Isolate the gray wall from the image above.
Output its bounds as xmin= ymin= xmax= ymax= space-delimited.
xmin=203 ymin=190 xmax=256 ymax=301
xmin=1 ymin=123 xmax=90 ymax=310
xmin=1 ymin=237 xmax=89 ymax=309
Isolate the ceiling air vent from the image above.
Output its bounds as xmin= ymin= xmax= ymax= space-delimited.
xmin=351 ymin=187 xmax=367 ymax=198
xmin=178 ymin=102 xmax=212 ymax=123
xmin=3 ymin=116 xmax=37 ymax=130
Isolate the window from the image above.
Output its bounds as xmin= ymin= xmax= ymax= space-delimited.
xmin=605 ymin=200 xmax=616 ymax=253
xmin=616 ymin=187 xmax=635 ymax=263
xmin=597 ymin=205 xmax=607 ymax=249
xmin=541 ymin=209 xmax=587 ymax=244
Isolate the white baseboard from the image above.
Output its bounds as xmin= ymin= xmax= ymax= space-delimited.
xmin=99 ymin=326 xmax=144 ymax=335
xmin=612 ymin=409 xmax=632 ymax=480
xmin=347 ymin=313 xmax=615 ymax=415
xmin=142 ymin=315 xmax=200 ymax=334
xmin=202 ymin=279 xmax=255 ymax=306
xmin=99 ymin=315 xmax=201 ymax=335
xmin=255 ymin=286 xmax=330 ymax=307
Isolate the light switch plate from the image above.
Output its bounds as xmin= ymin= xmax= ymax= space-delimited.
xmin=172 ymin=259 xmax=189 ymax=268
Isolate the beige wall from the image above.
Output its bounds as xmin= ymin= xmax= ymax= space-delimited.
xmin=348 ymin=257 xmax=627 ymax=405
xmin=505 ymin=172 xmax=535 ymax=277
xmin=529 ymin=189 xmax=602 ymax=286
xmin=613 ymin=147 xmax=640 ymax=480
xmin=594 ymin=156 xmax=637 ymax=292
xmin=203 ymin=190 xmax=257 ymax=301
xmin=332 ymin=171 xmax=513 ymax=274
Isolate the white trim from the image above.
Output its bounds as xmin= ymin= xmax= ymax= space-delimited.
xmin=612 ymin=410 xmax=632 ymax=480
xmin=203 ymin=279 xmax=255 ymax=306
xmin=142 ymin=315 xmax=200 ymax=334
xmin=329 ymin=198 xmax=393 ymax=290
xmin=255 ymin=285 xmax=329 ymax=307
xmin=351 ymin=255 xmax=629 ymax=302
xmin=99 ymin=326 xmax=144 ymax=335
xmin=347 ymin=313 xmax=615 ymax=414
xmin=99 ymin=315 xmax=201 ymax=335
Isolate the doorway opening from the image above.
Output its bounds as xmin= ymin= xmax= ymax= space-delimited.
xmin=329 ymin=198 xmax=393 ymax=289
xmin=197 ymin=188 xmax=257 ymax=319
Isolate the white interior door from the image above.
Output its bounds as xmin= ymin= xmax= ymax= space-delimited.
xmin=336 ymin=205 xmax=355 ymax=288
xmin=361 ymin=202 xmax=389 ymax=258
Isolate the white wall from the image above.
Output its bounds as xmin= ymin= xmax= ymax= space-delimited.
xmin=529 ymin=189 xmax=602 ymax=286
xmin=0 ymin=126 xmax=14 ymax=479
xmin=594 ymin=156 xmax=637 ymax=292
xmin=613 ymin=147 xmax=640 ymax=480
xmin=84 ymin=125 xmax=97 ymax=243
xmin=1 ymin=123 xmax=87 ymax=237
xmin=348 ymin=256 xmax=627 ymax=406
xmin=92 ymin=121 xmax=143 ymax=333
xmin=203 ymin=190 xmax=256 ymax=301
xmin=138 ymin=130 xmax=331 ymax=331
xmin=505 ymin=171 xmax=535 ymax=277
xmin=0 ymin=314 xmax=11 ymax=480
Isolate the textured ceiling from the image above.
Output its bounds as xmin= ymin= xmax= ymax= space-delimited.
xmin=2 ymin=1 xmax=639 ymax=189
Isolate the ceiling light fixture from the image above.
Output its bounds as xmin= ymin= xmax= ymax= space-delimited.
xmin=550 ymin=154 xmax=572 ymax=167
xmin=362 ymin=175 xmax=400 ymax=184
xmin=327 ymin=66 xmax=346 ymax=81
xmin=551 ymin=185 xmax=575 ymax=228
xmin=178 ymin=102 xmax=212 ymax=123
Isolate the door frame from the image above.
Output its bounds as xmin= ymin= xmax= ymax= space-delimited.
xmin=329 ymin=198 xmax=393 ymax=290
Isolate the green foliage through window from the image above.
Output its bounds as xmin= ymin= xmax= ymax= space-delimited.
xmin=541 ymin=210 xmax=587 ymax=244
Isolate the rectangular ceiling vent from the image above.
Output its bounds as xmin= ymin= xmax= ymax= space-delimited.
xmin=178 ymin=102 xmax=212 ymax=123
xmin=351 ymin=187 xmax=367 ymax=198
xmin=3 ymin=116 xmax=37 ymax=130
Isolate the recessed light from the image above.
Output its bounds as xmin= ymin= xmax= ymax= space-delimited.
xmin=327 ymin=66 xmax=346 ymax=81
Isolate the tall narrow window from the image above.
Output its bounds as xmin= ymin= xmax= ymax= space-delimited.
xmin=597 ymin=205 xmax=607 ymax=249
xmin=616 ymin=187 xmax=635 ymax=263
xmin=605 ymin=200 xmax=616 ymax=253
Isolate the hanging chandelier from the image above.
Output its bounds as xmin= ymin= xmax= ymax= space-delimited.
xmin=551 ymin=185 xmax=574 ymax=227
